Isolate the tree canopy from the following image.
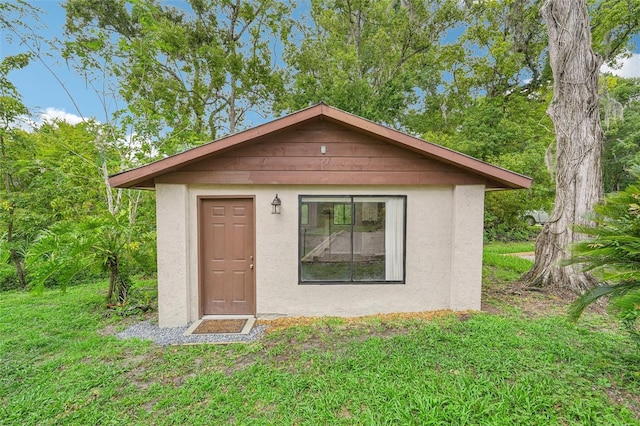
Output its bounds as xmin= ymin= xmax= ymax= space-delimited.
xmin=64 ymin=0 xmax=291 ymax=152
xmin=1 ymin=0 xmax=640 ymax=299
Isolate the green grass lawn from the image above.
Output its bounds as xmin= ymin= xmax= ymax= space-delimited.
xmin=483 ymin=241 xmax=535 ymax=282
xmin=1 ymin=245 xmax=640 ymax=424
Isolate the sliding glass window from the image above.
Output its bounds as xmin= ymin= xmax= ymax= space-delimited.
xmin=299 ymin=196 xmax=406 ymax=283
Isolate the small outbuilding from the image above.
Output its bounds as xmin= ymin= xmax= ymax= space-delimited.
xmin=109 ymin=103 xmax=531 ymax=327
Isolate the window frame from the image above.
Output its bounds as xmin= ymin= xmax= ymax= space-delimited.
xmin=298 ymin=195 xmax=407 ymax=285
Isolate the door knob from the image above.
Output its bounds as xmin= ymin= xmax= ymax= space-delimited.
xmin=250 ymin=264 xmax=254 ymax=269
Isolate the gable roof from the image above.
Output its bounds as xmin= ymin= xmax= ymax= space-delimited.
xmin=109 ymin=103 xmax=532 ymax=190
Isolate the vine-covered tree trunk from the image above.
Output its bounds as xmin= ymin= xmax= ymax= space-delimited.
xmin=522 ymin=0 xmax=603 ymax=293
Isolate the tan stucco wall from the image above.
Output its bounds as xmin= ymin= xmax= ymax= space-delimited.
xmin=155 ymin=184 xmax=191 ymax=327
xmin=449 ymin=185 xmax=485 ymax=310
xmin=155 ymin=184 xmax=486 ymax=326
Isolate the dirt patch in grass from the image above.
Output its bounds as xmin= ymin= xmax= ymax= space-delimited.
xmin=255 ymin=282 xmax=600 ymax=337
xmin=250 ymin=283 xmax=608 ymax=358
xmin=482 ymin=278 xmax=608 ymax=318
xmin=251 ymin=310 xmax=473 ymax=373
xmin=605 ymin=381 xmax=640 ymax=418
xmin=256 ymin=310 xmax=456 ymax=333
xmin=97 ymin=324 xmax=119 ymax=336
xmin=481 ymin=245 xmax=609 ymax=319
xmin=223 ymin=354 xmax=258 ymax=375
xmin=97 ymin=311 xmax=156 ymax=336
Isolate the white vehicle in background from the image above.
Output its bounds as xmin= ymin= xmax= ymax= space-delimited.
xmin=523 ymin=209 xmax=549 ymax=226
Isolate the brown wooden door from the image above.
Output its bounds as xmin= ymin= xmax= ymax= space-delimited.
xmin=200 ymin=198 xmax=255 ymax=315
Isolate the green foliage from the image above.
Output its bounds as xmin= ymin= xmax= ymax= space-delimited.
xmin=0 ymin=129 xmax=50 ymax=237
xmin=611 ymin=290 xmax=640 ymax=346
xmin=1 ymin=280 xmax=639 ymax=423
xmin=0 ymin=116 xmax=158 ymax=301
xmin=281 ymin=0 xmax=465 ymax=125
xmin=0 ymin=52 xmax=34 ymax=289
xmin=419 ymin=90 xmax=555 ymax=241
xmin=484 ymin=209 xmax=538 ymax=242
xmin=601 ymin=76 xmax=640 ymax=192
xmin=567 ymin=181 xmax=640 ymax=341
xmin=457 ymin=0 xmax=548 ymax=96
xmin=26 ymin=208 xmax=150 ymax=304
xmin=570 ymin=184 xmax=640 ymax=287
xmin=26 ymin=220 xmax=103 ymax=293
xmin=0 ymin=238 xmax=19 ymax=291
xmin=610 ymin=291 xmax=640 ymax=345
xmin=590 ymin=0 xmax=640 ymax=62
xmin=407 ymin=0 xmax=548 ymax=135
xmin=64 ymin=0 xmax=291 ymax=148
xmin=0 ymin=54 xmax=31 ymax=104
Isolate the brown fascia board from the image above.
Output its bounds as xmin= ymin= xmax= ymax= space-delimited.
xmin=108 ymin=103 xmax=533 ymax=190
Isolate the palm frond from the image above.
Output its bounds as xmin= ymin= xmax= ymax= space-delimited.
xmin=565 ymin=182 xmax=640 ymax=322
xmin=568 ymin=281 xmax=640 ymax=321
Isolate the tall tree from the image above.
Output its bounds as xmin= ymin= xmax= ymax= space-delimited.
xmin=0 ymin=1 xmax=156 ymax=298
xmin=25 ymin=121 xmax=156 ymax=303
xmin=281 ymin=0 xmax=464 ymax=126
xmin=404 ymin=0 xmax=555 ymax=239
xmin=63 ymin=0 xmax=290 ymax=152
xmin=523 ymin=0 xmax=640 ymax=292
xmin=0 ymin=53 xmax=31 ymax=289
xmin=406 ymin=0 xmax=549 ymax=136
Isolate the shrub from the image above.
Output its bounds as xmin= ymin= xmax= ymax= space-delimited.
xmin=0 ymin=269 xmax=19 ymax=291
xmin=610 ymin=291 xmax=640 ymax=345
xmin=0 ymin=240 xmax=21 ymax=291
xmin=567 ymin=181 xmax=640 ymax=343
xmin=483 ymin=190 xmax=548 ymax=242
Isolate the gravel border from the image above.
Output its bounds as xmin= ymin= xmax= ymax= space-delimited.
xmin=116 ymin=320 xmax=265 ymax=346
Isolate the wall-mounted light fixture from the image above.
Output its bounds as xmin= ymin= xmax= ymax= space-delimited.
xmin=271 ymin=194 xmax=282 ymax=214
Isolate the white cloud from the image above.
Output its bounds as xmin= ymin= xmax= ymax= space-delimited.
xmin=15 ymin=107 xmax=90 ymax=132
xmin=601 ymin=53 xmax=640 ymax=78
xmin=11 ymin=115 xmax=37 ymax=132
xmin=39 ymin=107 xmax=85 ymax=125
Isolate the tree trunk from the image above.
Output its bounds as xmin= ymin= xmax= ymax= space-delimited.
xmin=523 ymin=0 xmax=604 ymax=293
xmin=7 ymin=209 xmax=27 ymax=289
xmin=106 ymin=255 xmax=130 ymax=304
xmin=1 ymin=133 xmax=27 ymax=289
xmin=107 ymin=272 xmax=115 ymax=302
xmin=229 ymin=75 xmax=237 ymax=135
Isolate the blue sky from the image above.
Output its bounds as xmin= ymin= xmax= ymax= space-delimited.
xmin=2 ymin=0 xmax=640 ymax=127
xmin=1 ymin=1 xmax=99 ymax=124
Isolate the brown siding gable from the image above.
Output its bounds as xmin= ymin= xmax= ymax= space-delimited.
xmin=108 ymin=103 xmax=532 ymax=190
